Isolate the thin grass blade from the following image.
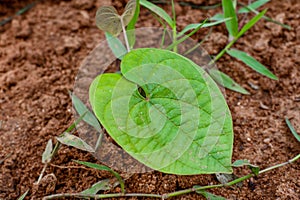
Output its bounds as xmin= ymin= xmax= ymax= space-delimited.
xmin=17 ymin=189 xmax=29 ymax=200
xmin=222 ymin=0 xmax=238 ymax=37
xmin=126 ymin=0 xmax=140 ymax=49
xmin=140 ymin=0 xmax=174 ymax=28
xmin=226 ymin=49 xmax=277 ymax=80
xmin=209 ymin=69 xmax=249 ymax=94
xmin=81 ymin=179 xmax=111 ymax=194
xmin=0 ymin=2 xmax=36 ymax=26
xmin=166 ymin=19 xmax=208 ymax=50
xmin=237 ymin=9 xmax=266 ymax=38
xmin=238 ymin=0 xmax=269 ymax=13
xmin=285 ymin=118 xmax=300 ymax=142
xmin=74 ymin=160 xmax=125 ymax=193
xmin=177 ymin=18 xmax=231 ymax=37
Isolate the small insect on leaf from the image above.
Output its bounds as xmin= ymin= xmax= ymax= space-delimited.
xmin=96 ymin=0 xmax=136 ymax=36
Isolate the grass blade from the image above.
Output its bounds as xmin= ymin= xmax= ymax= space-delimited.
xmin=226 ymin=49 xmax=278 ymax=80
xmin=238 ymin=0 xmax=270 ymax=13
xmin=81 ymin=179 xmax=111 ymax=194
xmin=237 ymin=9 xmax=267 ymax=38
xmin=126 ymin=0 xmax=140 ymax=49
xmin=56 ymin=132 xmax=95 ymax=152
xmin=140 ymin=0 xmax=174 ymax=28
xmin=166 ymin=19 xmax=208 ymax=50
xmin=42 ymin=139 xmax=53 ymax=163
xmin=177 ymin=18 xmax=231 ymax=37
xmin=17 ymin=189 xmax=29 ymax=200
xmin=285 ymin=118 xmax=300 ymax=142
xmin=105 ymin=32 xmax=127 ymax=60
xmin=0 ymin=2 xmax=37 ymax=26
xmin=222 ymin=0 xmax=238 ymax=37
xmin=71 ymin=93 xmax=102 ymax=133
xmin=209 ymin=69 xmax=249 ymax=94
xmin=239 ymin=3 xmax=291 ymax=30
xmin=74 ymin=160 xmax=125 ymax=193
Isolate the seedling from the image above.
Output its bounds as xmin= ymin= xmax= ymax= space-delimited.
xmin=41 ymin=1 xmax=299 ymax=200
xmin=91 ymin=0 xmax=234 ymax=175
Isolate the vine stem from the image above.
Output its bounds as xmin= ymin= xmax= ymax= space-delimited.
xmin=43 ymin=153 xmax=299 ymax=200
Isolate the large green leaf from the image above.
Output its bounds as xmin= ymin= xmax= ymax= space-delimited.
xmin=90 ymin=48 xmax=233 ymax=175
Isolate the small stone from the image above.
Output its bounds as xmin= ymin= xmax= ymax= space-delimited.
xmin=63 ymin=36 xmax=82 ymax=50
xmin=263 ymin=138 xmax=271 ymax=143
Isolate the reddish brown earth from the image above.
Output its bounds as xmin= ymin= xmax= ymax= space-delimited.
xmin=0 ymin=0 xmax=299 ymax=199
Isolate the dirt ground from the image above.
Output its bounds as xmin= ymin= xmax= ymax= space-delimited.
xmin=0 ymin=0 xmax=299 ymax=199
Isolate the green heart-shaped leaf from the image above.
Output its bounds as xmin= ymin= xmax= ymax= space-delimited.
xmin=96 ymin=0 xmax=136 ymax=36
xmin=90 ymin=48 xmax=233 ymax=175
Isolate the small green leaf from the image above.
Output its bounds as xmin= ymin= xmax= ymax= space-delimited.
xmin=237 ymin=9 xmax=267 ymax=38
xmin=56 ymin=132 xmax=95 ymax=152
xmin=226 ymin=49 xmax=278 ymax=80
xmin=122 ymin=0 xmax=137 ymax=26
xmin=232 ymin=159 xmax=251 ymax=167
xmin=96 ymin=6 xmax=121 ymax=36
xmin=74 ymin=160 xmax=125 ymax=193
xmin=285 ymin=118 xmax=300 ymax=142
xmin=208 ymin=69 xmax=249 ymax=94
xmin=95 ymin=0 xmax=136 ymax=36
xmin=232 ymin=159 xmax=259 ymax=175
xmin=222 ymin=0 xmax=238 ymax=37
xmin=105 ymin=32 xmax=127 ymax=60
xmin=194 ymin=188 xmax=226 ymax=200
xmin=140 ymin=0 xmax=174 ymax=28
xmin=17 ymin=189 xmax=29 ymax=200
xmin=238 ymin=0 xmax=269 ymax=14
xmin=167 ymin=19 xmax=208 ymax=50
xmin=177 ymin=18 xmax=232 ymax=37
xmin=42 ymin=139 xmax=53 ymax=163
xmin=90 ymin=48 xmax=234 ymax=175
xmin=71 ymin=93 xmax=102 ymax=133
xmin=81 ymin=179 xmax=111 ymax=194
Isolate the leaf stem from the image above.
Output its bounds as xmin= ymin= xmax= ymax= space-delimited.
xmin=43 ymin=153 xmax=300 ymax=199
xmin=171 ymin=0 xmax=177 ymax=52
xmin=120 ymin=18 xmax=130 ymax=52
